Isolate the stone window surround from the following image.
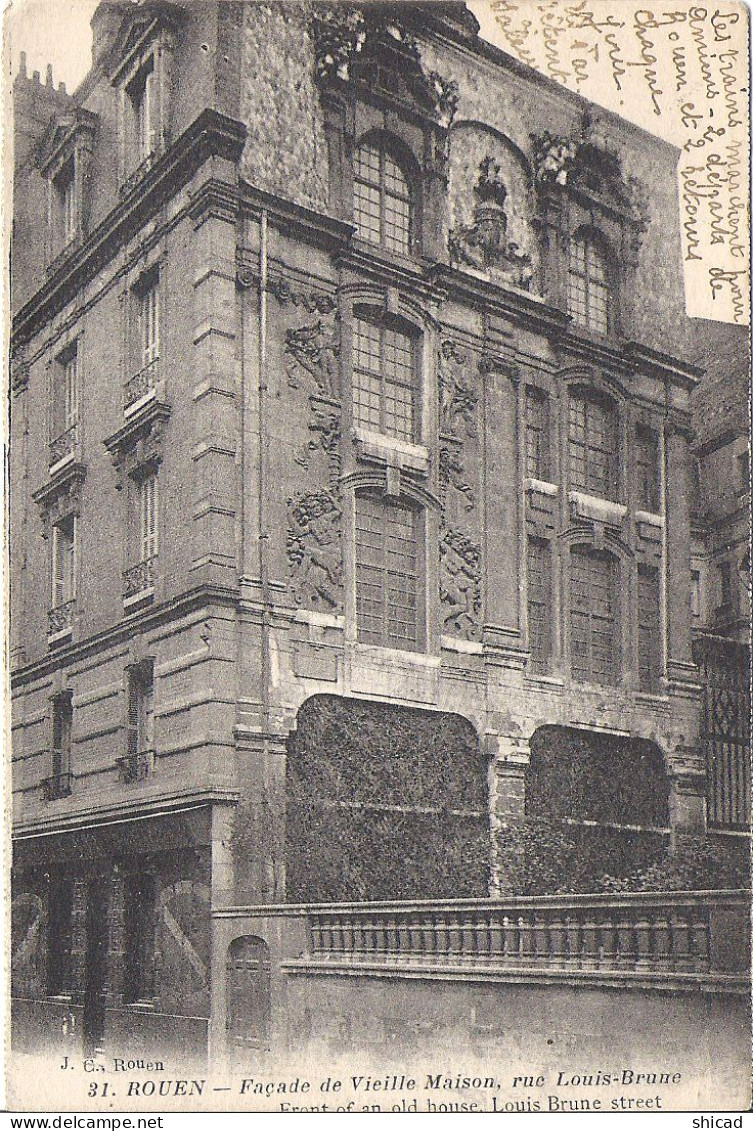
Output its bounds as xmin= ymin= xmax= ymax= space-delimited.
xmin=38 ymin=109 xmax=98 ymax=269
xmin=109 ymin=10 xmax=180 ymax=190
xmin=341 ymin=469 xmax=441 ymax=659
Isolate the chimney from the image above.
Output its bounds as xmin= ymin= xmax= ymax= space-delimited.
xmin=91 ymin=1 xmax=126 ymax=66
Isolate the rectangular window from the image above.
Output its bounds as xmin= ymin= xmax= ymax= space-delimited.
xmin=127 ymin=57 xmax=156 ymax=166
xmin=525 ymin=387 xmax=550 ymax=480
xmin=123 ymin=872 xmax=157 ymax=1003
xmin=568 ymin=392 xmax=618 ymax=501
xmin=138 ymin=270 xmax=160 ymax=371
xmin=127 ymin=660 xmax=155 ymax=758
xmin=47 ymin=873 xmax=74 ymax=996
xmin=51 ymin=691 xmax=73 ymax=781
xmin=635 ymin=426 xmax=660 ymax=513
xmin=139 ymin=472 xmax=159 ymax=564
xmin=50 ymin=346 xmax=78 ymax=465
xmin=691 ymin=569 xmax=702 ymax=618
xmin=52 ymin=517 xmax=76 ymax=611
xmin=570 ymin=547 xmax=618 ymax=685
xmin=527 ymin=538 xmax=552 ymax=673
xmin=637 ymin=565 xmax=662 ymax=693
xmin=355 ymin=495 xmax=422 ymax=650
xmin=53 ymin=156 xmax=76 ymax=246
xmin=352 ymin=319 xmax=417 ymax=443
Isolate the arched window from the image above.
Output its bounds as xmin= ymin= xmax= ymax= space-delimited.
xmin=570 ymin=546 xmax=618 ymax=685
xmin=353 ymin=138 xmax=413 ymax=255
xmin=568 ymin=231 xmax=612 ymax=334
xmin=568 ymin=387 xmax=619 ymax=501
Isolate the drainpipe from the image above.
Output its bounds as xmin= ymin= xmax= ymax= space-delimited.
xmin=257 ymin=210 xmax=274 ymax=897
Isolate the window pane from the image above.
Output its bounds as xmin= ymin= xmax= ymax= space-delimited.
xmin=570 ymin=548 xmax=618 ymax=685
xmin=568 ymin=391 xmax=618 ymax=500
xmin=637 ymin=566 xmax=661 ymax=692
xmin=636 ymin=427 xmax=660 ymax=512
xmin=356 ymin=495 xmax=421 ymax=649
xmin=568 ymin=234 xmax=611 ymax=334
xmin=525 ymin=387 xmax=550 ymax=480
xmin=354 ymin=141 xmax=412 ymax=255
xmin=353 ymin=319 xmax=416 ymax=442
xmin=527 ymin=539 xmax=552 ymax=672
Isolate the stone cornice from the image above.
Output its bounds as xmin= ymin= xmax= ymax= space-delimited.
xmin=12 ymin=109 xmax=247 ymax=348
xmin=622 ymin=341 xmax=703 ymax=390
xmin=431 ymin=261 xmax=569 ymax=337
xmin=10 ymin=583 xmax=240 ymax=689
xmin=240 ymin=182 xmax=353 ymax=251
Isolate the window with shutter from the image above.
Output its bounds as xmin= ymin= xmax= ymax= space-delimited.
xmin=139 ymin=472 xmax=158 ymax=563
xmin=127 ymin=57 xmax=157 ymax=167
xmin=52 ymin=518 xmax=76 ymax=610
xmin=127 ymin=660 xmax=155 ymax=757
xmin=51 ymin=692 xmax=73 ymax=778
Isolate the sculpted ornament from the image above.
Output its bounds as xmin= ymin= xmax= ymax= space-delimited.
xmin=438 ymin=340 xmax=478 ymax=439
xmin=440 ymin=527 xmax=482 ymax=640
xmin=449 ymin=157 xmax=533 ymax=288
xmin=287 ymin=490 xmax=344 ymax=611
xmin=439 ymin=444 xmax=475 ymax=512
xmin=285 ymin=315 xmax=341 ymax=399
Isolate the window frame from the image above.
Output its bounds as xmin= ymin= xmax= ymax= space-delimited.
xmin=351 ymin=314 xmax=420 ymax=444
xmin=569 ymin=545 xmax=619 ymax=686
xmin=122 ymin=871 xmax=157 ymax=1004
xmin=50 ymin=342 xmax=79 ymax=467
xmin=637 ymin=564 xmax=662 ymax=693
xmin=567 ymin=229 xmax=614 ymax=335
xmin=51 ymin=691 xmax=73 ymax=780
xmin=353 ymin=135 xmax=415 ymax=257
xmin=525 ymin=386 xmax=551 ymax=481
xmin=527 ymin=537 xmax=553 ymax=674
xmin=635 ymin=425 xmax=661 ymax=513
xmin=354 ymin=492 xmax=425 ymax=652
xmin=567 ymin=387 xmax=620 ymax=502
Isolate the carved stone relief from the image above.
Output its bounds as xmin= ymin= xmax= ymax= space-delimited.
xmin=440 ymin=526 xmax=482 ymax=640
xmin=449 ymin=157 xmax=534 ymax=289
xmin=287 ymin=489 xmax=344 ymax=612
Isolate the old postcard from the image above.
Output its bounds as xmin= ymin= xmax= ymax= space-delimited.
xmin=4 ymin=0 xmax=751 ymax=1117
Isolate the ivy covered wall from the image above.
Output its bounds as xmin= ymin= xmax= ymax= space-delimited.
xmin=286 ymin=695 xmax=489 ymax=901
xmin=496 ymin=726 xmax=671 ymax=895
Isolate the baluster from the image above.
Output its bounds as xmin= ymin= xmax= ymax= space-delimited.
xmin=634 ymin=913 xmax=653 ymax=969
xmin=422 ymin=914 xmax=435 ymax=959
xmin=548 ymin=911 xmax=567 ymax=968
xmin=564 ymin=914 xmax=581 ymax=968
xmin=690 ymin=910 xmax=710 ymax=972
xmin=490 ymin=910 xmax=504 ymax=960
xmin=448 ymin=913 xmax=462 ymax=956
xmin=652 ymin=911 xmax=672 ymax=968
xmin=519 ymin=914 xmax=534 ymax=964
xmin=581 ymin=913 xmax=599 ymax=969
xmin=615 ymin=913 xmax=636 ymax=968
xmin=436 ymin=912 xmax=449 ymax=957
xmin=599 ymin=916 xmax=617 ymax=971
xmin=502 ymin=915 xmax=516 ymax=963
xmin=533 ymin=911 xmax=550 ymax=966
xmin=669 ymin=909 xmax=692 ymax=971
xmin=461 ymin=913 xmax=476 ymax=958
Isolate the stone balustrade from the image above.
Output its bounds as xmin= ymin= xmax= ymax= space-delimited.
xmin=304 ymin=891 xmax=750 ymax=977
xmin=124 ymin=359 xmax=160 ymax=410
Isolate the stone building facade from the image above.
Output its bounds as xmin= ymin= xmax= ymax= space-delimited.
xmin=10 ymin=0 xmax=721 ymax=1061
